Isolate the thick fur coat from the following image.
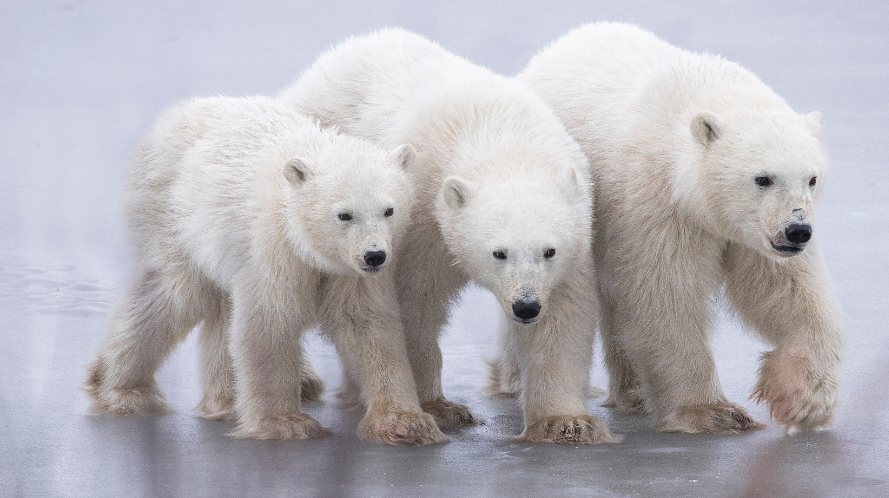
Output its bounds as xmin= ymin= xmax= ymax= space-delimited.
xmin=85 ymin=96 xmax=447 ymax=445
xmin=517 ymin=22 xmax=844 ymax=432
xmin=280 ymin=29 xmax=620 ymax=444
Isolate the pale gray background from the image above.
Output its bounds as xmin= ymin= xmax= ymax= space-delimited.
xmin=1 ymin=1 xmax=887 ymax=497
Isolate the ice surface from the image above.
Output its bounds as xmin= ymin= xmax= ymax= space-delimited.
xmin=1 ymin=1 xmax=887 ymax=497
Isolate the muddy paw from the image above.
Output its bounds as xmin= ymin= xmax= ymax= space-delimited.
xmin=358 ymin=410 xmax=450 ymax=446
xmin=600 ymin=388 xmax=646 ymax=415
xmin=421 ymin=398 xmax=480 ymax=429
xmin=656 ymin=401 xmax=766 ymax=433
xmin=195 ymin=395 xmax=236 ymax=421
xmin=752 ymin=350 xmax=838 ymax=430
xmin=231 ymin=413 xmax=332 ymax=440
xmin=519 ymin=415 xmax=622 ymax=444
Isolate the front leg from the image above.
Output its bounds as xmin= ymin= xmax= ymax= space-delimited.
xmin=613 ymin=231 xmax=763 ymax=433
xmin=724 ymin=242 xmax=844 ymax=430
xmin=396 ymin=237 xmax=478 ymax=429
xmin=321 ymin=274 xmax=447 ymax=446
xmin=513 ymin=268 xmax=621 ymax=444
xmin=228 ymin=286 xmax=330 ymax=440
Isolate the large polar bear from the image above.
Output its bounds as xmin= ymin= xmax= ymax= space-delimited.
xmin=85 ymin=96 xmax=448 ymax=445
xmin=514 ymin=22 xmax=844 ymax=433
xmin=279 ymin=29 xmax=620 ymax=444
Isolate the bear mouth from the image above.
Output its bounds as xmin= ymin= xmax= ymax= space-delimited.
xmin=361 ymin=266 xmax=383 ymax=273
xmin=770 ymin=241 xmax=805 ymax=254
xmin=511 ymin=316 xmax=539 ymax=325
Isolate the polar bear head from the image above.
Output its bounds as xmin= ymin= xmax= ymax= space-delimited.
xmin=687 ymin=109 xmax=828 ymax=260
xmin=283 ymin=141 xmax=416 ymax=275
xmin=437 ymin=166 xmax=591 ymax=324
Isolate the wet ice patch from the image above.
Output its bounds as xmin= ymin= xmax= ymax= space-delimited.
xmin=0 ymin=264 xmax=117 ymax=315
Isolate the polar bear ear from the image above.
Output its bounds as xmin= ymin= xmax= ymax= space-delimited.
xmin=284 ymin=157 xmax=313 ymax=187
xmin=691 ymin=111 xmax=723 ymax=147
xmin=804 ymin=111 xmax=824 ymax=141
xmin=390 ymin=144 xmax=417 ymax=171
xmin=442 ymin=176 xmax=474 ymax=210
xmin=558 ymin=166 xmax=584 ymax=201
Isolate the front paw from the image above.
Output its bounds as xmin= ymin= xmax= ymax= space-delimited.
xmin=655 ymin=401 xmax=765 ymax=434
xmin=421 ymin=399 xmax=480 ymax=429
xmin=752 ymin=350 xmax=838 ymax=430
xmin=358 ymin=410 xmax=450 ymax=446
xmin=231 ymin=413 xmax=332 ymax=440
xmin=519 ymin=415 xmax=622 ymax=444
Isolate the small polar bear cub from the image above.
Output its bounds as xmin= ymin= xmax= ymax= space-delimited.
xmin=85 ymin=96 xmax=447 ymax=446
xmin=518 ymin=22 xmax=844 ymax=433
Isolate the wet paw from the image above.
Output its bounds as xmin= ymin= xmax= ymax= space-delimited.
xmin=519 ymin=415 xmax=622 ymax=444
xmin=231 ymin=413 xmax=332 ymax=440
xmin=421 ymin=399 xmax=480 ymax=429
xmin=656 ymin=401 xmax=765 ymax=434
xmin=358 ymin=410 xmax=450 ymax=446
xmin=752 ymin=350 xmax=838 ymax=430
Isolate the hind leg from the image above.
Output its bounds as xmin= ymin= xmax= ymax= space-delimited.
xmin=598 ymin=291 xmax=645 ymax=414
xmin=85 ymin=267 xmax=204 ymax=415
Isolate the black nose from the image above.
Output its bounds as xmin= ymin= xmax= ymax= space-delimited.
xmin=364 ymin=250 xmax=386 ymax=267
xmin=512 ymin=300 xmax=541 ymax=321
xmin=785 ymin=223 xmax=812 ymax=244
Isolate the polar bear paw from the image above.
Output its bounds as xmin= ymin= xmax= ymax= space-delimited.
xmin=358 ymin=410 xmax=450 ymax=446
xmin=195 ymin=395 xmax=236 ymax=421
xmin=752 ymin=350 xmax=838 ymax=430
xmin=421 ymin=399 xmax=480 ymax=429
xmin=231 ymin=413 xmax=332 ymax=440
xmin=84 ymin=361 xmax=170 ymax=415
xmin=656 ymin=401 xmax=765 ymax=433
xmin=518 ymin=415 xmax=623 ymax=444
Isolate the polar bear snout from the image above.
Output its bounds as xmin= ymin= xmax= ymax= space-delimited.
xmin=785 ymin=223 xmax=812 ymax=245
xmin=512 ymin=298 xmax=542 ymax=323
xmin=361 ymin=250 xmax=387 ymax=272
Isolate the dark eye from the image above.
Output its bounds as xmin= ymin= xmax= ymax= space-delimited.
xmin=384 ymin=207 xmax=394 ymax=217
xmin=809 ymin=176 xmax=817 ymax=187
xmin=338 ymin=213 xmax=352 ymax=221
xmin=544 ymin=248 xmax=556 ymax=258
xmin=755 ymin=176 xmax=772 ymax=187
xmin=493 ymin=250 xmax=507 ymax=260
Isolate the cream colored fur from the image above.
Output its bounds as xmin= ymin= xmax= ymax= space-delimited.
xmin=279 ymin=29 xmax=620 ymax=444
xmin=84 ymin=96 xmax=447 ymax=445
xmin=517 ymin=22 xmax=844 ymax=433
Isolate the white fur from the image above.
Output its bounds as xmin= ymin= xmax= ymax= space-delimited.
xmin=85 ymin=96 xmax=447 ymax=445
xmin=519 ymin=22 xmax=844 ymax=432
xmin=279 ymin=29 xmax=620 ymax=444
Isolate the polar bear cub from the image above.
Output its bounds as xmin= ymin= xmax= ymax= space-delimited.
xmin=85 ymin=96 xmax=447 ymax=445
xmin=518 ymin=22 xmax=844 ymax=432
xmin=280 ymin=29 xmax=620 ymax=444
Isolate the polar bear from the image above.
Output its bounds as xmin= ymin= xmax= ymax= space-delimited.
xmin=515 ymin=22 xmax=844 ymax=433
xmin=279 ymin=29 xmax=620 ymax=444
xmin=84 ymin=96 xmax=447 ymax=445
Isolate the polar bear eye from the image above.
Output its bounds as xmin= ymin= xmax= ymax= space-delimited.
xmin=544 ymin=248 xmax=556 ymax=259
xmin=338 ymin=213 xmax=352 ymax=221
xmin=493 ymin=250 xmax=507 ymax=260
xmin=755 ymin=176 xmax=772 ymax=188
xmin=384 ymin=207 xmax=394 ymax=217
xmin=809 ymin=176 xmax=817 ymax=187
